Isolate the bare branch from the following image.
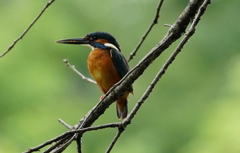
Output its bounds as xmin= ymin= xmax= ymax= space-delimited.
xmin=48 ymin=123 xmax=121 ymax=153
xmin=24 ymin=0 xmax=211 ymax=152
xmin=23 ymin=133 xmax=71 ymax=153
xmin=76 ymin=135 xmax=82 ymax=153
xmin=63 ymin=59 xmax=97 ymax=84
xmin=164 ymin=24 xmax=172 ymax=27
xmin=46 ymin=137 xmax=75 ymax=153
xmin=58 ymin=118 xmax=73 ymax=129
xmin=70 ymin=123 xmax=120 ymax=133
xmin=0 ymin=0 xmax=56 ymax=58
xmin=105 ymin=127 xmax=124 ymax=153
xmin=124 ymin=0 xmax=211 ymax=123
xmin=127 ymin=0 xmax=165 ymax=62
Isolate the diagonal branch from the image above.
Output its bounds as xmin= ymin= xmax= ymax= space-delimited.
xmin=23 ymin=133 xmax=71 ymax=153
xmin=58 ymin=118 xmax=73 ymax=129
xmin=63 ymin=59 xmax=96 ymax=84
xmin=0 ymin=0 xmax=56 ymax=58
xmin=127 ymin=0 xmax=165 ymax=62
xmin=124 ymin=0 xmax=211 ymax=124
xmin=105 ymin=127 xmax=124 ymax=153
xmin=24 ymin=0 xmax=211 ymax=152
xmin=71 ymin=0 xmax=210 ymax=152
xmin=90 ymin=0 xmax=209 ymax=128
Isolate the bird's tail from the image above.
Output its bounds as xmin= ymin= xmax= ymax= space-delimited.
xmin=116 ymin=93 xmax=129 ymax=119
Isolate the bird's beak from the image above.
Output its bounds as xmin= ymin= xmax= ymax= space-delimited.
xmin=56 ymin=37 xmax=90 ymax=45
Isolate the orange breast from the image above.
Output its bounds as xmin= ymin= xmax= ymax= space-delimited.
xmin=87 ymin=49 xmax=122 ymax=94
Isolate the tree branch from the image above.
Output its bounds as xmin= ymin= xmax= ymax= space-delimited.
xmin=105 ymin=127 xmax=124 ymax=153
xmin=63 ymin=59 xmax=96 ymax=84
xmin=58 ymin=118 xmax=73 ymax=129
xmin=124 ymin=0 xmax=211 ymax=123
xmin=127 ymin=0 xmax=165 ymax=62
xmin=24 ymin=0 xmax=211 ymax=152
xmin=0 ymin=0 xmax=56 ymax=58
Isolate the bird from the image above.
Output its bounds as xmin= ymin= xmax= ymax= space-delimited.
xmin=56 ymin=31 xmax=133 ymax=119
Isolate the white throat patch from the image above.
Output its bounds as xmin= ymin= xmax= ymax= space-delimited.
xmin=104 ymin=43 xmax=119 ymax=51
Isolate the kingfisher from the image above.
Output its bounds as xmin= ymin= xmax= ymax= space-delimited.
xmin=56 ymin=32 xmax=133 ymax=119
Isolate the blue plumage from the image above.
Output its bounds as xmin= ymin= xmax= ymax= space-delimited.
xmin=56 ymin=31 xmax=133 ymax=119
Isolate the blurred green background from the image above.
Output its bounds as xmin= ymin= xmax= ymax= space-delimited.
xmin=1 ymin=0 xmax=240 ymax=152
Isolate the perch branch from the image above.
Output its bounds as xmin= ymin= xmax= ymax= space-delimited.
xmin=124 ymin=0 xmax=211 ymax=123
xmin=24 ymin=0 xmax=211 ymax=152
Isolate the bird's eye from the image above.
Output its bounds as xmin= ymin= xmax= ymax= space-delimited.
xmin=89 ymin=37 xmax=94 ymax=41
xmin=88 ymin=36 xmax=97 ymax=41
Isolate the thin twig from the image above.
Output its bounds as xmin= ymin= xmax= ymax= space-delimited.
xmin=23 ymin=0 xmax=211 ymax=152
xmin=23 ymin=133 xmax=71 ymax=153
xmin=63 ymin=59 xmax=96 ymax=84
xmin=127 ymin=0 xmax=165 ymax=62
xmin=70 ymin=123 xmax=120 ymax=133
xmin=58 ymin=118 xmax=72 ymax=129
xmin=43 ymin=136 xmax=74 ymax=153
xmin=24 ymin=123 xmax=120 ymax=153
xmin=76 ymin=135 xmax=82 ymax=153
xmin=46 ymin=137 xmax=75 ymax=153
xmin=124 ymin=0 xmax=211 ymax=124
xmin=0 ymin=0 xmax=56 ymax=58
xmin=52 ymin=1 xmax=210 ymax=152
xmin=164 ymin=24 xmax=172 ymax=27
xmin=105 ymin=127 xmax=124 ymax=153
xmin=50 ymin=122 xmax=120 ymax=153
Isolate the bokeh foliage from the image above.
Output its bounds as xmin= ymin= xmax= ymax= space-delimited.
xmin=1 ymin=0 xmax=240 ymax=153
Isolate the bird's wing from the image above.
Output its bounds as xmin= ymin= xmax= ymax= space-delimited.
xmin=110 ymin=48 xmax=129 ymax=78
xmin=110 ymin=48 xmax=133 ymax=93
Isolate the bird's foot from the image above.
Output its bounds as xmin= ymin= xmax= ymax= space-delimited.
xmin=100 ymin=95 xmax=105 ymax=100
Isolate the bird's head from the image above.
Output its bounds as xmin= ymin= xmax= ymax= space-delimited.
xmin=56 ymin=31 xmax=121 ymax=51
